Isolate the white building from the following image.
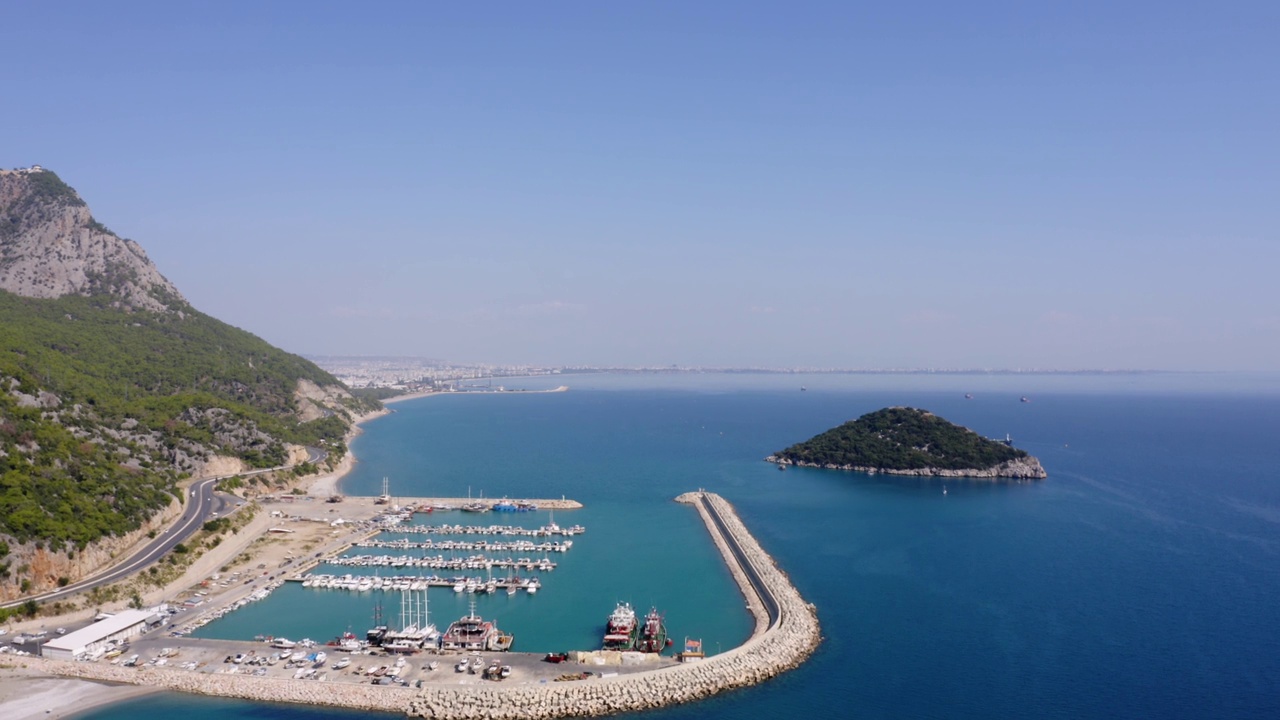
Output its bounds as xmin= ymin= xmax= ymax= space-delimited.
xmin=41 ymin=609 xmax=158 ymax=661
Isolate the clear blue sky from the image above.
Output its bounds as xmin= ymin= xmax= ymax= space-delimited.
xmin=6 ymin=2 xmax=1278 ymax=370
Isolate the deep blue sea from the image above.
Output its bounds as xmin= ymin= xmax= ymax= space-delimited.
xmin=79 ymin=373 xmax=1280 ymax=719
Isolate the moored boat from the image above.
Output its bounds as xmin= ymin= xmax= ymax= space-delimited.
xmin=635 ymin=607 xmax=671 ymax=653
xmin=603 ymin=601 xmax=638 ymax=650
xmin=440 ymin=600 xmax=504 ymax=651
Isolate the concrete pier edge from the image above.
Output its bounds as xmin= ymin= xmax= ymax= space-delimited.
xmin=24 ymin=491 xmax=820 ymax=718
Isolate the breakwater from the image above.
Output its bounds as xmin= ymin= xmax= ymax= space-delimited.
xmin=25 ymin=657 xmax=417 ymax=713
xmin=393 ymin=497 xmax=585 ymax=510
xmin=29 ymin=491 xmax=819 ymax=718
xmin=402 ymin=491 xmax=820 ymax=719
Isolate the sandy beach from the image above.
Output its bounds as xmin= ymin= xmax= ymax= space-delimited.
xmin=381 ymin=386 xmax=569 ymax=407
xmin=304 ymin=405 xmax=388 ymax=497
xmin=0 ymin=383 xmax=604 ymax=720
xmin=0 ymin=668 xmax=158 ymax=720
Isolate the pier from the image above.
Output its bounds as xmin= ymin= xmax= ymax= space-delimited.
xmin=389 ymin=523 xmax=585 ymax=537
xmin=24 ymin=492 xmax=819 ymax=719
xmin=322 ymin=554 xmax=558 ymax=571
xmin=354 ymin=539 xmax=574 ymax=552
xmin=400 ymin=490 xmax=820 ymax=718
xmin=382 ymin=497 xmax=584 ymax=511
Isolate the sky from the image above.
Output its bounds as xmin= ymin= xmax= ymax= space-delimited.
xmin=4 ymin=2 xmax=1278 ymax=371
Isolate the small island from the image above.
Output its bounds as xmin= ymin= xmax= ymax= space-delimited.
xmin=766 ymin=407 xmax=1047 ymax=479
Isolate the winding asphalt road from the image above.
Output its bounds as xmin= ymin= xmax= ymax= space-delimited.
xmin=0 ymin=447 xmax=326 ymax=610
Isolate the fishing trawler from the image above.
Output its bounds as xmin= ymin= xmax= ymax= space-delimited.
xmin=634 ymin=607 xmax=672 ymax=653
xmin=603 ymin=602 xmax=638 ymax=650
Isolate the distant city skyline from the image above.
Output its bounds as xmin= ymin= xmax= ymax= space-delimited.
xmin=5 ymin=3 xmax=1277 ymax=372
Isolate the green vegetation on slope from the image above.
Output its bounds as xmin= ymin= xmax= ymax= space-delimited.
xmin=0 ymin=388 xmax=174 ymax=548
xmin=772 ymin=407 xmax=1026 ymax=471
xmin=0 ymin=290 xmax=376 ymax=546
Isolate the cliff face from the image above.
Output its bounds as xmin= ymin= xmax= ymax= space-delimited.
xmin=0 ymin=166 xmax=378 ymax=596
xmin=0 ymin=168 xmax=183 ymax=312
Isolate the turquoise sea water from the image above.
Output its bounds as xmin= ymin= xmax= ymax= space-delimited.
xmin=79 ymin=373 xmax=1280 ymax=719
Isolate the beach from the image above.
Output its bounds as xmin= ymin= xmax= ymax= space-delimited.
xmin=0 ymin=667 xmax=158 ymax=720
xmin=3 ymin=490 xmax=816 ymax=720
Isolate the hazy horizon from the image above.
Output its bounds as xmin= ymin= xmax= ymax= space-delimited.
xmin=6 ymin=4 xmax=1277 ymax=372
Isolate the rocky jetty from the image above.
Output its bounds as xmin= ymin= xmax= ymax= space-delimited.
xmin=402 ymin=491 xmax=820 ymax=719
xmin=28 ymin=492 xmax=820 ymax=719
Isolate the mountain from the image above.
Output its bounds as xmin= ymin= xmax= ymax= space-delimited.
xmin=0 ymin=167 xmax=182 ymax=312
xmin=766 ymin=407 xmax=1047 ymax=478
xmin=0 ymin=166 xmax=377 ymax=596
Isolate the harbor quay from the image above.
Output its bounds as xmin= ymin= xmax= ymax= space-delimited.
xmin=402 ymin=491 xmax=821 ymax=719
xmin=19 ymin=492 xmax=818 ymax=718
xmin=371 ymin=496 xmax=585 ymax=511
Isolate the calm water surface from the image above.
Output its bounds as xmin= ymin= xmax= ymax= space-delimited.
xmin=79 ymin=373 xmax=1280 ymax=720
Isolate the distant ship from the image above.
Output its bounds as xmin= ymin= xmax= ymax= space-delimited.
xmin=964 ymin=393 xmax=973 ymax=399
xmin=1020 ymin=396 xmax=1031 ymax=403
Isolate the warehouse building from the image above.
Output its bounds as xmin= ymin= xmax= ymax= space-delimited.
xmin=41 ymin=609 xmax=159 ymax=661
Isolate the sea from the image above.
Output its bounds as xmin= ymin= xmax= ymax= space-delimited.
xmin=78 ymin=372 xmax=1280 ymax=720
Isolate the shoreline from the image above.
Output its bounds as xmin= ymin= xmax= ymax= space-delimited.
xmin=310 ymin=386 xmax=570 ymax=498
xmin=305 ymin=406 xmax=388 ymax=497
xmin=382 ymin=385 xmax=569 ymax=406
xmin=765 ymin=454 xmax=1048 ymax=479
xmin=24 ymin=493 xmax=818 ymax=719
xmin=0 ymin=667 xmax=160 ymax=720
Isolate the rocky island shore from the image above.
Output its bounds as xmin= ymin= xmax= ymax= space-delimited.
xmin=768 ymin=406 xmax=1048 ymax=479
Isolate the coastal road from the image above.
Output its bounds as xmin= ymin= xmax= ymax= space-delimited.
xmin=697 ymin=493 xmax=782 ymax=631
xmin=1 ymin=448 xmax=326 ymax=610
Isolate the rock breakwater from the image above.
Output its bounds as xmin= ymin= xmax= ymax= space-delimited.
xmin=404 ymin=491 xmax=820 ymax=719
xmin=23 ymin=658 xmax=417 ymax=713
xmin=28 ymin=492 xmax=818 ymax=719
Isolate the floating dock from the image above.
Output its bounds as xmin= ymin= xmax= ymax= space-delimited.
xmin=28 ymin=491 xmax=819 ymax=720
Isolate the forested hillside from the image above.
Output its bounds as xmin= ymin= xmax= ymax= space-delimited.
xmin=0 ymin=168 xmax=376 ymax=564
xmin=769 ymin=407 xmax=1041 ymax=475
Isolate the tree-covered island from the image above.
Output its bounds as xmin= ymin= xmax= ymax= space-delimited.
xmin=766 ymin=407 xmax=1047 ymax=479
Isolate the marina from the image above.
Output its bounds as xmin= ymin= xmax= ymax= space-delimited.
xmin=49 ymin=374 xmax=1280 ymax=720
xmin=319 ymin=554 xmax=558 ymax=571
xmin=353 ymin=538 xmax=574 ymax=552
xmin=296 ymin=573 xmax=543 ymax=594
xmin=387 ymin=522 xmax=586 ymax=537
xmin=16 ymin=491 xmax=817 ymax=720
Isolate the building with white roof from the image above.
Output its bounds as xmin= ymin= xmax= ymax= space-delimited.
xmin=41 ymin=609 xmax=158 ymax=661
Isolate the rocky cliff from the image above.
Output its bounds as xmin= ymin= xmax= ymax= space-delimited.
xmin=0 ymin=166 xmax=378 ymax=599
xmin=0 ymin=168 xmax=183 ymax=312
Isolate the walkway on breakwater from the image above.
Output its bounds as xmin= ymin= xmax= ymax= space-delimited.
xmin=401 ymin=491 xmax=820 ymax=719
xmin=23 ymin=492 xmax=819 ymax=719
